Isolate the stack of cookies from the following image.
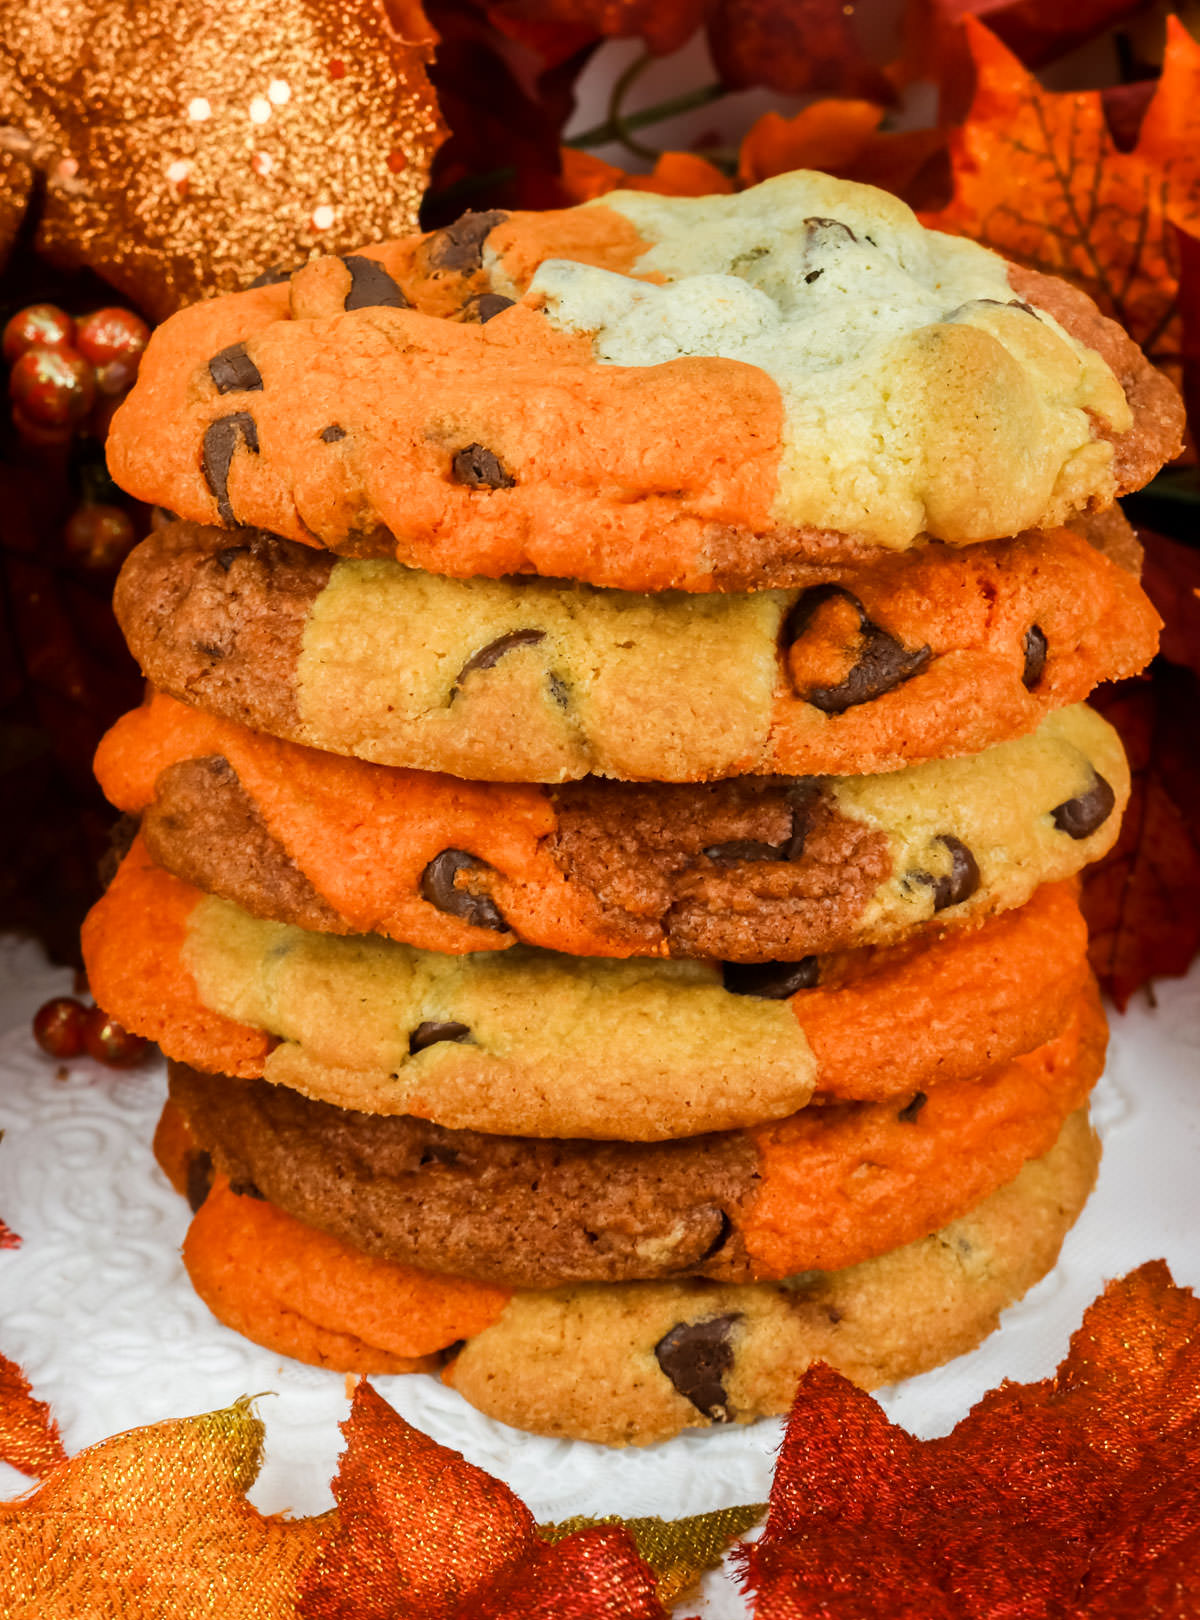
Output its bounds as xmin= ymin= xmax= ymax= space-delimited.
xmin=82 ymin=174 xmax=1178 ymax=1445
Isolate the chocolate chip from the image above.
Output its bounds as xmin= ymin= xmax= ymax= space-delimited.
xmin=247 ymin=265 xmax=295 ymax=288
xmin=208 ymin=343 xmax=263 ymax=394
xmin=1022 ymin=624 xmax=1048 ymax=689
xmin=215 ymin=545 xmax=250 ymax=571
xmin=186 ymin=1151 xmax=214 ymax=1213
xmin=920 ymin=835 xmax=980 ymax=912
xmin=804 ymin=269 xmax=823 ymax=284
xmin=451 ymin=443 xmax=515 ymax=489
xmin=804 ymin=216 xmax=858 ymax=245
xmin=420 ymin=849 xmax=508 ymax=932
xmin=425 ymin=209 xmax=508 ymax=272
xmin=698 ymin=1211 xmax=735 ymax=1264
xmin=460 ymin=292 xmax=516 ymax=323
xmin=783 ymin=586 xmax=931 ymax=714
xmin=342 ymin=254 xmax=409 ymax=310
xmin=703 ymin=839 xmax=789 ymax=863
xmin=1052 ymin=774 xmax=1116 ymax=839
xmin=230 ymin=1179 xmax=266 ymax=1200
xmin=654 ymin=1315 xmax=739 ymax=1422
xmin=202 ymin=412 xmax=260 ymax=525
xmin=897 ymin=1091 xmax=927 ymax=1123
xmin=722 ymin=957 xmax=819 ymax=999
xmin=549 ymin=673 xmax=570 ymax=709
xmin=320 ymin=425 xmax=346 ymax=443
xmin=409 ymin=1021 xmax=472 ymax=1054
xmin=455 ymin=629 xmax=545 ymax=687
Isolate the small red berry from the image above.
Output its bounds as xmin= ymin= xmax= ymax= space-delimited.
xmin=64 ymin=502 xmax=137 ymax=570
xmin=75 ymin=308 xmax=151 ymax=372
xmin=32 ymin=996 xmax=89 ymax=1059
xmin=3 ymin=304 xmax=76 ymax=364
xmin=9 ymin=345 xmax=95 ymax=427
xmin=83 ymin=1007 xmax=149 ymax=1067
xmin=10 ymin=406 xmax=74 ymax=448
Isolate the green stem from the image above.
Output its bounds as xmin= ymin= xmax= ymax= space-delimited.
xmin=566 ymin=79 xmax=727 ymax=154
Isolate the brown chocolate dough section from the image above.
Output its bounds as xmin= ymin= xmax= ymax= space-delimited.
xmin=114 ymin=524 xmax=334 ymax=737
xmin=168 ymin=1063 xmax=760 ymax=1289
xmin=547 ymin=778 xmax=892 ymax=960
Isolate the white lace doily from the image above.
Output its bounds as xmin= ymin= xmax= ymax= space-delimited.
xmin=2 ymin=932 xmax=1198 ymax=1616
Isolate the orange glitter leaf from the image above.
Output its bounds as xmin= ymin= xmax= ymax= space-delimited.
xmin=737 ymin=101 xmax=948 ymax=209
xmin=560 ymin=147 xmax=732 ymax=203
xmin=0 ymin=1352 xmax=65 ymax=1480
xmin=0 ymin=1219 xmax=19 ymax=1250
xmin=738 ymin=1261 xmax=1200 ymax=1617
xmin=925 ymin=17 xmax=1200 ymax=382
xmin=0 ymin=1399 xmax=323 ymax=1616
xmin=298 ymin=1381 xmax=668 ymax=1619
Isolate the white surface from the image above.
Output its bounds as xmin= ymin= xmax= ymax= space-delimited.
xmin=1 ymin=932 xmax=1198 ymax=1616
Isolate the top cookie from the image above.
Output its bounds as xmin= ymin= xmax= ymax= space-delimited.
xmin=106 ymin=173 xmax=1183 ymax=593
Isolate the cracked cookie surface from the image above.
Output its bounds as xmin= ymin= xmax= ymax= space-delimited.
xmin=106 ymin=173 xmax=1182 ymax=593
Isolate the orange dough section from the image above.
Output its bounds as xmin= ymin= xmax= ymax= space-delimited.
xmin=747 ymin=982 xmax=1106 ymax=1277
xmin=184 ymin=1176 xmax=510 ymax=1373
xmin=107 ymin=289 xmax=785 ymax=591
xmin=96 ymin=691 xmax=623 ymax=954
xmin=800 ymin=880 xmax=1090 ymax=1101
xmin=80 ymin=835 xmax=270 ymax=1078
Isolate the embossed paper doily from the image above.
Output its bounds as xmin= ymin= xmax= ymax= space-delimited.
xmin=1 ymin=932 xmax=1198 ymax=1617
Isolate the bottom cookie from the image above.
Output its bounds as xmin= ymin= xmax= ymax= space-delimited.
xmin=164 ymin=1108 xmax=1098 ymax=1445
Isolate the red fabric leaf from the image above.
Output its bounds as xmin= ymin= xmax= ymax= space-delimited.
xmin=707 ymin=0 xmax=891 ymax=101
xmin=298 ymin=1381 xmax=536 ymax=1619
xmin=1139 ymin=526 xmax=1200 ymax=677
xmin=1083 ymin=668 xmax=1200 ymax=1010
xmin=299 ymin=1381 xmax=668 ymax=1619
xmin=0 ymin=1219 xmax=19 ymax=1250
xmin=0 ymin=1351 xmax=66 ymax=1479
xmin=739 ymin=1263 xmax=1200 ymax=1618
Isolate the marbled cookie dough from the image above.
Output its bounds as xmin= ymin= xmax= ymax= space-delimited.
xmin=106 ymin=173 xmax=1182 ymax=591
xmin=83 ymin=839 xmax=1092 ymax=1138
xmin=173 ymin=1110 xmax=1099 ymax=1444
xmin=164 ymin=980 xmax=1103 ymax=1287
xmin=111 ymin=515 xmax=1159 ymax=781
xmin=96 ymin=694 xmax=1127 ymax=963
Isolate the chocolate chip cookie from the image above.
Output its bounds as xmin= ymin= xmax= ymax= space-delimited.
xmin=111 ymin=515 xmax=1158 ymax=781
xmin=106 ymin=174 xmax=1182 ymax=591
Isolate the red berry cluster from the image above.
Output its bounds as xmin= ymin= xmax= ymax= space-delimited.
xmin=32 ymin=995 xmax=149 ymax=1068
xmin=4 ymin=302 xmax=150 ymax=446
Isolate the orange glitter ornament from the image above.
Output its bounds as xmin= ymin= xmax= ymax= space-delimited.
xmin=0 ymin=0 xmax=446 ymax=319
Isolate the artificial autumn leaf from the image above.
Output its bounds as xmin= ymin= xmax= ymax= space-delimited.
xmin=0 ymin=0 xmax=444 ymax=320
xmin=0 ymin=1351 xmax=65 ymax=1480
xmin=904 ymin=0 xmax=1152 ymax=119
xmin=1139 ymin=526 xmax=1200 ymax=677
xmin=707 ymin=0 xmax=891 ymax=100
xmin=0 ymin=1220 xmax=18 ymax=1249
xmin=542 ymin=1504 xmax=765 ymax=1608
xmin=0 ymin=1398 xmax=324 ymax=1617
xmin=737 ymin=100 xmax=949 ymax=211
xmin=560 ymin=145 xmax=732 ymax=202
xmin=1081 ymin=666 xmax=1200 ymax=1010
xmin=484 ymin=0 xmax=888 ymax=96
xmin=298 ymin=1381 xmax=668 ymax=1619
xmin=738 ymin=1261 xmax=1200 ymax=1618
xmin=925 ymin=16 xmax=1200 ymax=393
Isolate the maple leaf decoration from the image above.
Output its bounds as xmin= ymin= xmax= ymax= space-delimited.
xmin=738 ymin=1261 xmax=1200 ymax=1618
xmin=0 ymin=1397 xmax=324 ymax=1612
xmin=0 ymin=1218 xmax=18 ymax=1250
xmin=0 ymin=1351 xmax=65 ymax=1479
xmin=926 ymin=16 xmax=1200 ymax=388
xmin=1081 ymin=667 xmax=1200 ymax=1012
xmin=297 ymin=1380 xmax=668 ymax=1620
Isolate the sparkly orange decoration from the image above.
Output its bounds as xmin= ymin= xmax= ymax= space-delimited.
xmin=0 ymin=0 xmax=446 ymax=320
xmin=0 ymin=1351 xmax=65 ymax=1479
